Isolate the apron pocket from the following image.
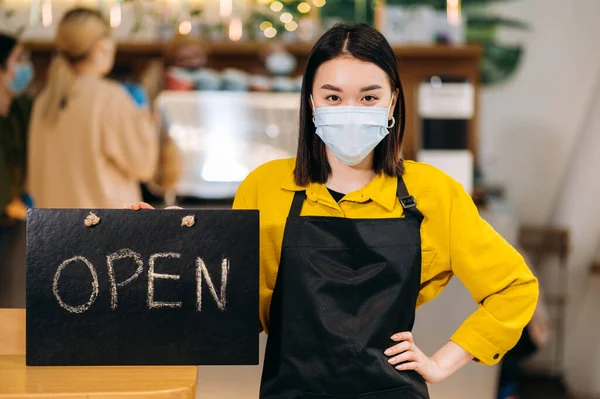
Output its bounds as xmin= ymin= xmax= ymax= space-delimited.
xmin=303 ymin=385 xmax=427 ymax=399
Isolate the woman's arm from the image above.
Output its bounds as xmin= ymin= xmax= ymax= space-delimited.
xmin=387 ymin=178 xmax=538 ymax=382
xmin=446 ymin=178 xmax=539 ymax=366
xmin=101 ymin=86 xmax=159 ymax=182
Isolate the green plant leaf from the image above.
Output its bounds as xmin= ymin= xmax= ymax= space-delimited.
xmin=479 ymin=41 xmax=523 ymax=85
xmin=462 ymin=0 xmax=520 ymax=4
xmin=466 ymin=26 xmax=497 ymax=43
xmin=190 ymin=7 xmax=203 ymax=17
xmin=386 ymin=0 xmax=437 ymax=6
xmin=130 ymin=21 xmax=142 ymax=34
xmin=15 ymin=25 xmax=26 ymax=37
xmin=387 ymin=0 xmax=520 ymax=10
xmin=467 ymin=15 xmax=529 ymax=30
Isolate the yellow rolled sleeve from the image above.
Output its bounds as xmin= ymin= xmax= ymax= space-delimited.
xmin=448 ymin=179 xmax=539 ymax=366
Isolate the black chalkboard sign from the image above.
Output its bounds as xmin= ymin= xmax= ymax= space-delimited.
xmin=26 ymin=209 xmax=259 ymax=366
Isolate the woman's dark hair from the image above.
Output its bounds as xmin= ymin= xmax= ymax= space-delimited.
xmin=0 ymin=33 xmax=18 ymax=70
xmin=294 ymin=23 xmax=405 ymax=186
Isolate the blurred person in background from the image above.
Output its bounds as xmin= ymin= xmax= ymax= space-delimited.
xmin=28 ymin=8 xmax=159 ymax=209
xmin=0 ymin=32 xmax=34 ymax=307
xmin=135 ymin=32 xmax=206 ymax=205
xmin=139 ymin=32 xmax=209 ymax=99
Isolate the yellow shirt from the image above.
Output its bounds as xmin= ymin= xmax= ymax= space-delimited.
xmin=233 ymin=158 xmax=539 ymax=366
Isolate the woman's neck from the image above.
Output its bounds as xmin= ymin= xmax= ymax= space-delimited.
xmin=73 ymin=61 xmax=104 ymax=78
xmin=0 ymin=86 xmax=13 ymax=117
xmin=326 ymin=151 xmax=377 ymax=194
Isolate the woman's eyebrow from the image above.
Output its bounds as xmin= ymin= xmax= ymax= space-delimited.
xmin=320 ymin=84 xmax=342 ymax=92
xmin=360 ymin=84 xmax=383 ymax=92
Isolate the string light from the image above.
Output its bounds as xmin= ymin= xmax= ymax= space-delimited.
xmin=297 ymin=2 xmax=311 ymax=13
xmin=260 ymin=21 xmax=273 ymax=31
xmin=229 ymin=17 xmax=243 ymax=41
xmin=270 ymin=1 xmax=283 ymax=12
xmin=447 ymin=0 xmax=461 ymax=26
xmin=312 ymin=0 xmax=326 ymax=7
xmin=284 ymin=21 xmax=298 ymax=32
xmin=179 ymin=19 xmax=192 ymax=35
xmin=264 ymin=27 xmax=277 ymax=38
xmin=220 ymin=0 xmax=233 ymax=18
xmin=109 ymin=2 xmax=122 ymax=28
xmin=41 ymin=0 xmax=52 ymax=27
xmin=280 ymin=12 xmax=293 ymax=23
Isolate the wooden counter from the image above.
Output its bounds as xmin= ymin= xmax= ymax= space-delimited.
xmin=25 ymin=41 xmax=482 ymax=162
xmin=0 ymin=355 xmax=197 ymax=398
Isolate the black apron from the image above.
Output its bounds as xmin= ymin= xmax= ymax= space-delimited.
xmin=260 ymin=177 xmax=429 ymax=399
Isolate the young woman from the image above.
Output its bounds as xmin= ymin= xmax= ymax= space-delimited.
xmin=0 ymin=32 xmax=34 ymax=307
xmin=0 ymin=33 xmax=33 ymax=225
xmin=131 ymin=24 xmax=538 ymax=398
xmin=28 ymin=8 xmax=159 ymax=209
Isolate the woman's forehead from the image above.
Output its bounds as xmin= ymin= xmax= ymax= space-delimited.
xmin=313 ymin=57 xmax=389 ymax=90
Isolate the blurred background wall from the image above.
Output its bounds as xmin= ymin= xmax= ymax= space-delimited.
xmin=478 ymin=1 xmax=600 ymax=394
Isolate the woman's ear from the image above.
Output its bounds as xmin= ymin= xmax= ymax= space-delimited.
xmin=93 ymin=39 xmax=105 ymax=55
xmin=389 ymin=88 xmax=400 ymax=119
xmin=95 ymin=38 xmax=115 ymax=58
xmin=309 ymin=94 xmax=316 ymax=121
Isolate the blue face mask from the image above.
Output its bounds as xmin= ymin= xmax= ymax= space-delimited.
xmin=311 ymin=96 xmax=395 ymax=166
xmin=9 ymin=62 xmax=34 ymax=95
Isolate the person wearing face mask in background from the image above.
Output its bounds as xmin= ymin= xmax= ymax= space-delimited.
xmin=0 ymin=32 xmax=35 ymax=307
xmin=28 ymin=8 xmax=159 ymax=209
xmin=130 ymin=24 xmax=538 ymax=397
xmin=138 ymin=33 xmax=209 ymax=98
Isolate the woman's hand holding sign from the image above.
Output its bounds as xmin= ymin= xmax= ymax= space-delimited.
xmin=127 ymin=202 xmax=182 ymax=210
xmin=128 ymin=202 xmax=155 ymax=210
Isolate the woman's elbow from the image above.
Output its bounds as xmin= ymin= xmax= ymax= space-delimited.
xmin=528 ymin=274 xmax=540 ymax=313
xmin=136 ymin=128 xmax=160 ymax=181
xmin=138 ymin=151 xmax=159 ymax=182
xmin=516 ymin=266 xmax=540 ymax=324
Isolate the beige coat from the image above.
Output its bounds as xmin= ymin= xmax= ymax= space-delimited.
xmin=28 ymin=76 xmax=159 ymax=209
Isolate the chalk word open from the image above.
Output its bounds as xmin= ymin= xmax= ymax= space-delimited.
xmin=52 ymin=249 xmax=229 ymax=314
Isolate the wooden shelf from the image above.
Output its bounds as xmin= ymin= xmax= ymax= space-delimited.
xmin=25 ymin=40 xmax=481 ymax=58
xmin=25 ymin=40 xmax=482 ymax=162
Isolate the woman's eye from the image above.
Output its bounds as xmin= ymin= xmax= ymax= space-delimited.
xmin=363 ymin=95 xmax=377 ymax=102
xmin=326 ymin=95 xmax=340 ymax=102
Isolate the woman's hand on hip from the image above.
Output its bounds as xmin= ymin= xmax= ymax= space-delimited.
xmin=385 ymin=332 xmax=449 ymax=384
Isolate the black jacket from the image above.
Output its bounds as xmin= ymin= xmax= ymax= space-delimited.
xmin=0 ymin=95 xmax=32 ymax=217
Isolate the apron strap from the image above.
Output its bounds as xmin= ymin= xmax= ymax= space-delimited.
xmin=396 ymin=177 xmax=424 ymax=222
xmin=288 ymin=190 xmax=307 ymax=218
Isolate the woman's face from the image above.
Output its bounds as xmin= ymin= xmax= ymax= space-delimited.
xmin=0 ymin=43 xmax=25 ymax=91
xmin=173 ymin=44 xmax=207 ymax=70
xmin=312 ymin=56 xmax=397 ymax=119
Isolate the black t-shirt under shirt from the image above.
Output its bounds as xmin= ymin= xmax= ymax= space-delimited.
xmin=327 ymin=188 xmax=345 ymax=203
